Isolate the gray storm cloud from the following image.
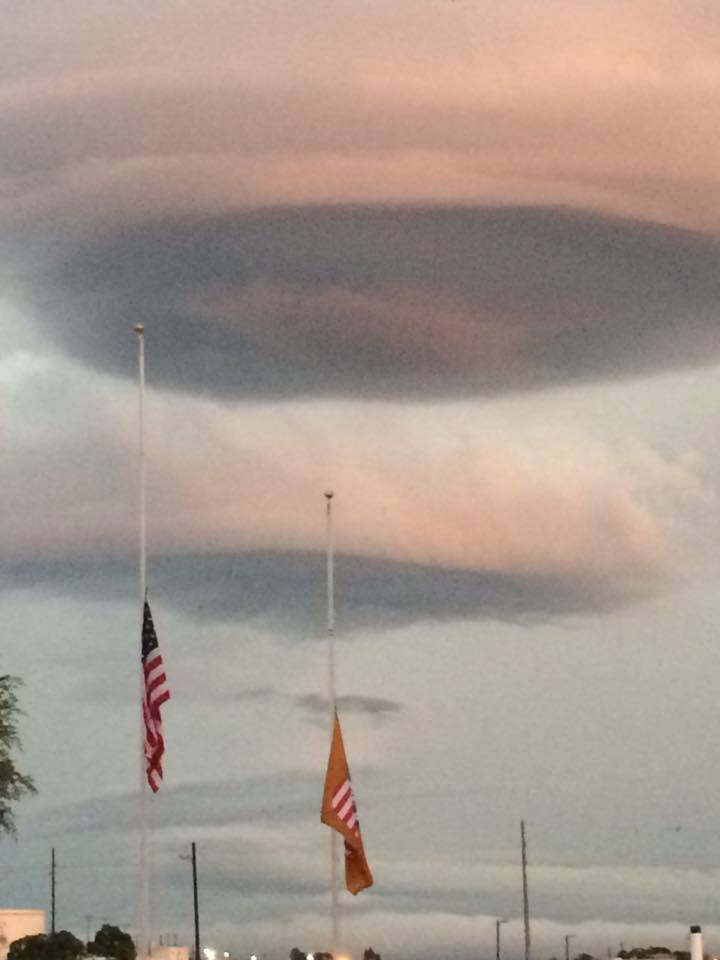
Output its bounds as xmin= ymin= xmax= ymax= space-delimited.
xmin=0 ymin=551 xmax=655 ymax=633
xmin=11 ymin=206 xmax=720 ymax=402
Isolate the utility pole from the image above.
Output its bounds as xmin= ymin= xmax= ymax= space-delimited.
xmin=496 ymin=918 xmax=508 ymax=960
xmin=565 ymin=934 xmax=576 ymax=960
xmin=191 ymin=843 xmax=200 ymax=960
xmin=50 ymin=848 xmax=56 ymax=935
xmin=521 ymin=821 xmax=530 ymax=960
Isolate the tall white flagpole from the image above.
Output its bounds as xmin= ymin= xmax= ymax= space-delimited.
xmin=136 ymin=322 xmax=149 ymax=960
xmin=324 ymin=490 xmax=340 ymax=954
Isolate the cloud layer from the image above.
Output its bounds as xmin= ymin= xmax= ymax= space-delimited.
xmin=2 ymin=352 xmax=705 ymax=622
xmin=2 ymin=0 xmax=720 ymax=228
xmin=0 ymin=551 xmax=656 ymax=634
xmin=4 ymin=0 xmax=720 ymax=409
xmin=10 ymin=206 xmax=720 ymax=403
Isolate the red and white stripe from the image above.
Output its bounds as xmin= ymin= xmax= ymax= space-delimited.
xmin=143 ymin=648 xmax=170 ymax=793
xmin=332 ymin=778 xmax=358 ymax=831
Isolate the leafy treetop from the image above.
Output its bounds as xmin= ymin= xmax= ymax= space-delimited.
xmin=87 ymin=926 xmax=136 ymax=960
xmin=0 ymin=674 xmax=36 ymax=837
xmin=8 ymin=932 xmax=84 ymax=960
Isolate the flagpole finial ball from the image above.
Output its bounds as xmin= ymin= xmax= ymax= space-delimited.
xmin=324 ymin=490 xmax=334 ymax=500
xmin=134 ymin=323 xmax=145 ymax=335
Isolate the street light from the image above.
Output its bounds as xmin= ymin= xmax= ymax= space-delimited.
xmin=496 ymin=918 xmax=508 ymax=960
xmin=565 ymin=934 xmax=577 ymax=960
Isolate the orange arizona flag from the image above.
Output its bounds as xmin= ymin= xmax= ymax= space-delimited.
xmin=321 ymin=712 xmax=374 ymax=894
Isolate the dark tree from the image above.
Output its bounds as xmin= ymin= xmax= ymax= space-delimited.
xmin=8 ymin=935 xmax=46 ymax=960
xmin=0 ymin=675 xmax=36 ymax=836
xmin=87 ymin=926 xmax=135 ymax=960
xmin=9 ymin=932 xmax=84 ymax=960
xmin=289 ymin=949 xmax=306 ymax=960
xmin=364 ymin=949 xmax=381 ymax=960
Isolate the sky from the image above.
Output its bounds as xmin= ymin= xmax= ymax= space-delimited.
xmin=2 ymin=1 xmax=720 ymax=959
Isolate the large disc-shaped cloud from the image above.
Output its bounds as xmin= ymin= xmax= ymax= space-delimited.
xmin=17 ymin=205 xmax=720 ymax=400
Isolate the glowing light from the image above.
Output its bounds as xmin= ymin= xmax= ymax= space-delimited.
xmin=203 ymin=949 xmax=216 ymax=960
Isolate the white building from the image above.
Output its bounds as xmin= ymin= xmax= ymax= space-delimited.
xmin=0 ymin=910 xmax=45 ymax=960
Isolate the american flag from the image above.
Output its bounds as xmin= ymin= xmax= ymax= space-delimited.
xmin=141 ymin=600 xmax=170 ymax=793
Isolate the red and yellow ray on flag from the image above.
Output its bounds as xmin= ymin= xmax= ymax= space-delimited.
xmin=321 ymin=712 xmax=373 ymax=895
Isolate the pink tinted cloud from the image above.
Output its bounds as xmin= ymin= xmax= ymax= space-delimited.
xmin=1 ymin=0 xmax=719 ymax=228
xmin=1 ymin=335 xmax=703 ymax=588
xmin=0 ymin=351 xmax=705 ymax=608
xmin=149 ymin=406 xmax=703 ymax=582
xmin=132 ymin=397 xmax=700 ymax=586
